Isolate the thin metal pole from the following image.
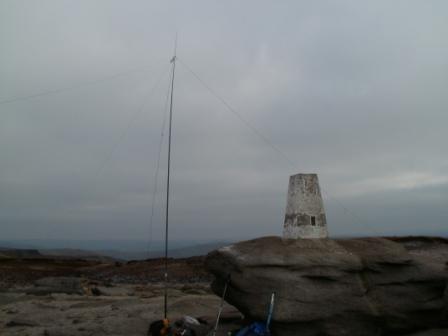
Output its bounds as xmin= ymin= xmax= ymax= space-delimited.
xmin=212 ymin=275 xmax=230 ymax=336
xmin=266 ymin=292 xmax=275 ymax=332
xmin=164 ymin=37 xmax=177 ymax=319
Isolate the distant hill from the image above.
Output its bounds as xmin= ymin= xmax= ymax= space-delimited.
xmin=0 ymin=247 xmax=42 ymax=258
xmin=0 ymin=241 xmax=233 ymax=261
xmin=0 ymin=239 xmax=228 ymax=252
xmin=96 ymin=241 xmax=232 ymax=260
xmin=38 ymin=248 xmax=118 ymax=262
xmin=165 ymin=241 xmax=232 ymax=258
xmin=0 ymin=246 xmax=116 ymax=262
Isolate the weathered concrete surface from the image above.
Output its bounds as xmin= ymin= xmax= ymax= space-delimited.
xmin=283 ymin=174 xmax=328 ymax=239
xmin=206 ymin=236 xmax=448 ymax=336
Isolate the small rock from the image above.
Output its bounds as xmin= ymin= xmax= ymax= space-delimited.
xmin=91 ymin=287 xmax=101 ymax=296
xmin=5 ymin=308 xmax=18 ymax=314
xmin=6 ymin=318 xmax=39 ymax=327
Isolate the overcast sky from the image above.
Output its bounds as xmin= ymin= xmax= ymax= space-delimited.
xmin=1 ymin=1 xmax=447 ymax=242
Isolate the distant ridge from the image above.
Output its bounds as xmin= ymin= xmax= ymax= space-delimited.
xmin=0 ymin=241 xmax=233 ymax=261
xmin=96 ymin=241 xmax=232 ymax=260
xmin=0 ymin=247 xmax=41 ymax=258
xmin=38 ymin=248 xmax=118 ymax=262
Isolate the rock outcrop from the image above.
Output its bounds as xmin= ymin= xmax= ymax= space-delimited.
xmin=205 ymin=236 xmax=448 ymax=336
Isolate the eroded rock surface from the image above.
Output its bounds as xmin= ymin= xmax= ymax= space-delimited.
xmin=0 ymin=283 xmax=237 ymax=336
xmin=205 ymin=236 xmax=448 ymax=336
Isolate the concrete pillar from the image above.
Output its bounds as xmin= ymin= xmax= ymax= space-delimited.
xmin=283 ymin=173 xmax=328 ymax=239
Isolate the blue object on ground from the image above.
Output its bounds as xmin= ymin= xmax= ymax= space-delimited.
xmin=234 ymin=322 xmax=270 ymax=336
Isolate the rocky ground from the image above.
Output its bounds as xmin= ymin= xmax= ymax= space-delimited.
xmin=0 ymin=256 xmax=212 ymax=287
xmin=207 ymin=236 xmax=448 ymax=336
xmin=0 ymin=256 xmax=241 ymax=336
xmin=2 ymin=236 xmax=448 ymax=336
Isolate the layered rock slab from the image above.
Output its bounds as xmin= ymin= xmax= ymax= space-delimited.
xmin=205 ymin=237 xmax=448 ymax=336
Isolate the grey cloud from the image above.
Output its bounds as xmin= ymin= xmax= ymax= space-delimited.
xmin=1 ymin=1 xmax=447 ymax=241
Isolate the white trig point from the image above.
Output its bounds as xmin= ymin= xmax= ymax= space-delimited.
xmin=283 ymin=173 xmax=328 ymax=239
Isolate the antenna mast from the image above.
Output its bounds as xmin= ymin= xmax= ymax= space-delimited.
xmin=164 ymin=36 xmax=177 ymax=320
